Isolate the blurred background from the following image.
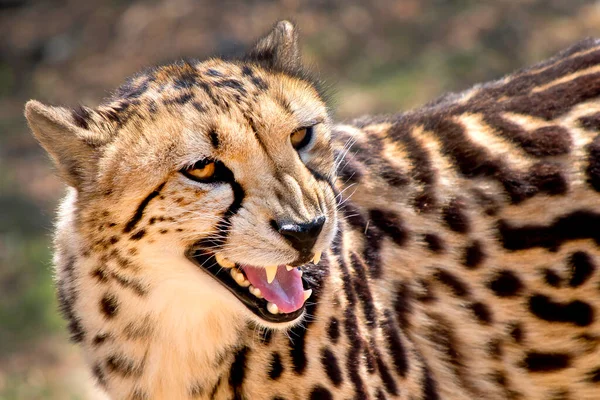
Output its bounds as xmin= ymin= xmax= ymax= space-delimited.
xmin=1 ymin=0 xmax=600 ymax=398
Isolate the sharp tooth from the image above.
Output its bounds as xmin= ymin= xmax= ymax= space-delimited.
xmin=216 ymin=254 xmax=235 ymax=268
xmin=267 ymin=302 xmax=279 ymax=314
xmin=230 ymin=269 xmax=239 ymax=280
xmin=286 ymin=265 xmax=294 ymax=271
xmin=265 ymin=265 xmax=278 ymax=284
xmin=303 ymin=289 xmax=312 ymax=302
xmin=313 ymin=251 xmax=322 ymax=264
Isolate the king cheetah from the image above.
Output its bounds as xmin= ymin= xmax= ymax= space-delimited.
xmin=25 ymin=21 xmax=600 ymax=400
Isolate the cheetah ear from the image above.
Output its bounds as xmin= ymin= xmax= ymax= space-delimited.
xmin=25 ymin=100 xmax=105 ymax=190
xmin=246 ymin=20 xmax=301 ymax=73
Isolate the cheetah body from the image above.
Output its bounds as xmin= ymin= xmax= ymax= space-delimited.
xmin=25 ymin=22 xmax=600 ymax=400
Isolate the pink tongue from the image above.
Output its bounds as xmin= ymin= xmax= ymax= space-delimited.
xmin=241 ymin=265 xmax=304 ymax=313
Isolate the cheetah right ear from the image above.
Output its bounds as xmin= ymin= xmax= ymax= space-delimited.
xmin=25 ymin=100 xmax=106 ymax=190
xmin=246 ymin=20 xmax=301 ymax=73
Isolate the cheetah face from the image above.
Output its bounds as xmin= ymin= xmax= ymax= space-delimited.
xmin=26 ymin=21 xmax=338 ymax=326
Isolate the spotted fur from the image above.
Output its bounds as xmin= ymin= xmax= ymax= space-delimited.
xmin=25 ymin=21 xmax=600 ymax=400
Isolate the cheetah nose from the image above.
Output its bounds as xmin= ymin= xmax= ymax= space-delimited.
xmin=272 ymin=216 xmax=326 ymax=254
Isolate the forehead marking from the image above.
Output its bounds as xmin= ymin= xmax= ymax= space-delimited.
xmin=123 ymin=182 xmax=166 ymax=233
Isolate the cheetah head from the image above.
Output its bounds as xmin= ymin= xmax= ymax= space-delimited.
xmin=25 ymin=21 xmax=337 ymax=329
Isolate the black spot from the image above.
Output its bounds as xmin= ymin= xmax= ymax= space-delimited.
xmin=469 ymin=301 xmax=493 ymax=325
xmin=542 ymin=268 xmax=562 ymax=287
xmin=100 ymin=293 xmax=119 ymax=318
xmin=327 ymin=317 xmax=340 ymax=344
xmin=424 ymin=233 xmax=445 ymax=253
xmin=368 ymin=209 xmax=409 ymax=247
xmin=124 ymin=182 xmax=166 ymax=233
xmin=509 ymin=323 xmax=524 ymax=343
xmin=268 ymin=352 xmax=283 ymax=380
xmin=321 ymin=348 xmax=343 ymax=387
xmin=229 ymin=346 xmax=248 ymax=399
xmin=93 ymin=332 xmax=110 ymax=346
xmin=522 ymin=352 xmax=570 ymax=372
xmin=442 ymin=199 xmax=470 ymax=233
xmin=487 ymin=338 xmax=503 ymax=359
xmin=499 ymin=210 xmax=600 ymax=251
xmin=382 ymin=310 xmax=408 ymax=377
xmin=92 ymin=363 xmax=106 ymax=387
xmin=567 ymin=251 xmax=595 ymax=287
xmin=209 ymin=130 xmax=219 ymax=149
xmin=309 ymin=386 xmax=333 ymax=400
xmin=488 ymin=270 xmax=523 ymax=297
xmin=106 ymin=354 xmax=143 ymax=377
xmin=434 ymin=269 xmax=470 ymax=298
xmin=463 ymin=240 xmax=485 ymax=269
xmin=206 ymin=68 xmax=223 ymax=77
xmin=529 ymin=294 xmax=594 ymax=326
xmin=130 ymin=229 xmax=146 ymax=241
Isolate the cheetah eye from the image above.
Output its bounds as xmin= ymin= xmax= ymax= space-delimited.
xmin=290 ymin=126 xmax=314 ymax=151
xmin=181 ymin=160 xmax=217 ymax=182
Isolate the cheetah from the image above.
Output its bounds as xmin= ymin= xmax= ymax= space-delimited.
xmin=25 ymin=20 xmax=600 ymax=399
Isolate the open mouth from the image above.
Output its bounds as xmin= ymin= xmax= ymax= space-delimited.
xmin=186 ymin=249 xmax=319 ymax=323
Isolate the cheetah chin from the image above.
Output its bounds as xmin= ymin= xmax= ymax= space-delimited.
xmin=186 ymin=249 xmax=318 ymax=323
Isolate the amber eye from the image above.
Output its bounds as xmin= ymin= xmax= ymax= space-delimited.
xmin=290 ymin=126 xmax=314 ymax=150
xmin=182 ymin=160 xmax=216 ymax=182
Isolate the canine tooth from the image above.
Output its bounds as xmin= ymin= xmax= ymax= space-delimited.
xmin=286 ymin=265 xmax=294 ymax=271
xmin=313 ymin=251 xmax=322 ymax=264
xmin=267 ymin=302 xmax=279 ymax=314
xmin=265 ymin=265 xmax=278 ymax=284
xmin=303 ymin=289 xmax=312 ymax=302
xmin=216 ymin=254 xmax=235 ymax=268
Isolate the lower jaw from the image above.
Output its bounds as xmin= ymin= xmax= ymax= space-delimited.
xmin=186 ymin=248 xmax=305 ymax=323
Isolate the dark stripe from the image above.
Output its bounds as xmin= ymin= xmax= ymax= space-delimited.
xmin=522 ymin=352 xmax=571 ymax=372
xmin=344 ymin=307 xmax=368 ymax=399
xmin=388 ymin=123 xmax=437 ymax=212
xmin=586 ymin=135 xmax=600 ymax=192
xmin=393 ymin=281 xmax=412 ymax=330
xmin=382 ymin=310 xmax=408 ymax=377
xmin=483 ymin=114 xmax=571 ymax=157
xmin=350 ymin=252 xmax=377 ymax=327
xmin=327 ymin=317 xmax=340 ymax=344
xmin=229 ymin=347 xmax=248 ymax=400
xmin=287 ymin=253 xmax=329 ymax=375
xmin=123 ymin=182 xmax=166 ymax=233
xmin=499 ymin=210 xmax=600 ymax=251
xmin=372 ymin=339 xmax=398 ymax=395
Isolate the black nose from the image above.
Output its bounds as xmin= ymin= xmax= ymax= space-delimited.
xmin=272 ymin=216 xmax=326 ymax=253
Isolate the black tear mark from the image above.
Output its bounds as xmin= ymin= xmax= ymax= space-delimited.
xmin=124 ymin=182 xmax=166 ymax=233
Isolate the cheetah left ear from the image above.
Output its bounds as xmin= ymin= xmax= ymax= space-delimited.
xmin=246 ymin=20 xmax=301 ymax=73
